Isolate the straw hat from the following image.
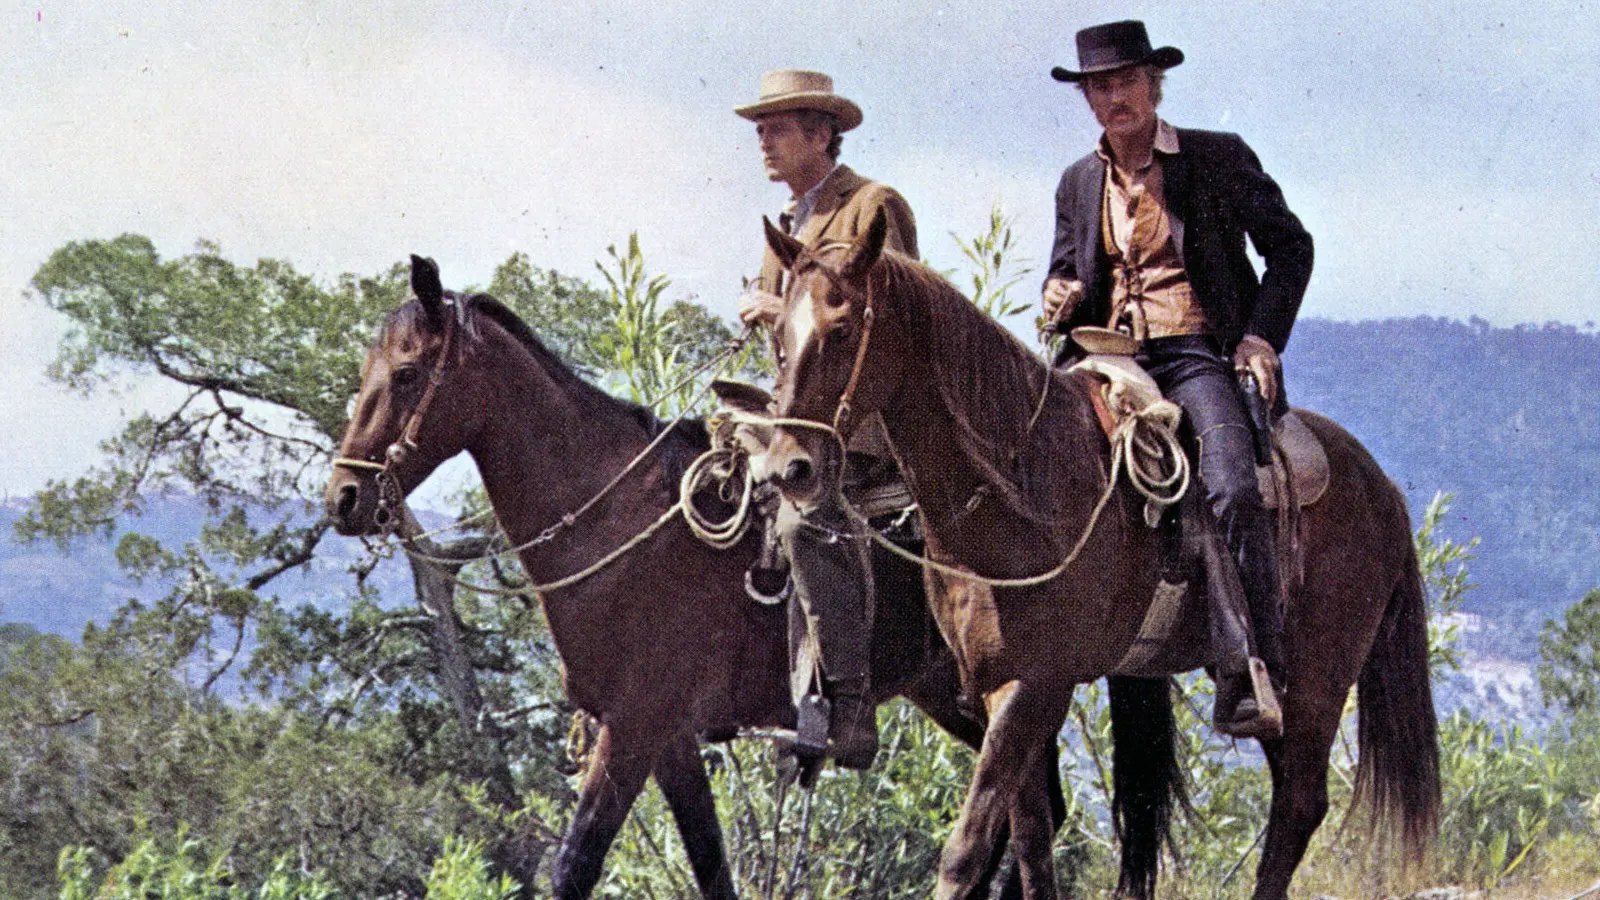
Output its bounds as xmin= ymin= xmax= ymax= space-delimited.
xmin=735 ymin=69 xmax=863 ymax=132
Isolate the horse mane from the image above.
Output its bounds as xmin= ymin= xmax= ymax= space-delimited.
xmin=377 ymin=294 xmax=709 ymax=456
xmin=869 ymin=252 xmax=1105 ymax=521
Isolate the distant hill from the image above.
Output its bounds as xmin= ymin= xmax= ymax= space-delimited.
xmin=4 ymin=316 xmax=1598 ymax=722
xmin=1288 ymin=317 xmax=1600 ymax=722
xmin=0 ymin=494 xmax=420 ymax=639
xmin=1289 ymin=318 xmax=1600 ymax=646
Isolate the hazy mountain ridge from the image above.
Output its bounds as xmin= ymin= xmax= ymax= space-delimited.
xmin=0 ymin=494 xmax=421 ymax=638
xmin=1288 ymin=317 xmax=1600 ymax=723
xmin=1289 ymin=317 xmax=1600 ymax=643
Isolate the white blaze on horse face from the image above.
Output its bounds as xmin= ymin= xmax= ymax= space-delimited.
xmin=785 ymin=287 xmax=818 ymax=372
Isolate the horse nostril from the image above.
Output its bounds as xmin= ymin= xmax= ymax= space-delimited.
xmin=335 ymin=483 xmax=359 ymax=520
xmin=782 ymin=458 xmax=813 ymax=487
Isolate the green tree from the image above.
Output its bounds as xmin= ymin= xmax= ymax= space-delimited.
xmin=1539 ymin=587 xmax=1600 ymax=712
xmin=14 ymin=233 xmax=742 ymax=895
xmin=21 ymin=236 xmax=531 ymax=826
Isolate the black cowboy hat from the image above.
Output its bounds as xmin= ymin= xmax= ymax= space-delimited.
xmin=1050 ymin=20 xmax=1184 ymax=82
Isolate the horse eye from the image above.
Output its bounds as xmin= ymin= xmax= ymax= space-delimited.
xmin=393 ymin=365 xmax=422 ymax=387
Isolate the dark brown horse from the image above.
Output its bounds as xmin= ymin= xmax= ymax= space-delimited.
xmin=324 ymin=256 xmax=1068 ymax=899
xmin=759 ymin=213 xmax=1441 ymax=900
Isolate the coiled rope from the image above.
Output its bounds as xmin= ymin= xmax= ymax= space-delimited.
xmin=713 ymin=395 xmax=1188 ymax=590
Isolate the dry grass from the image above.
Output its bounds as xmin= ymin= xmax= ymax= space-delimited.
xmin=1138 ymin=826 xmax=1600 ymax=900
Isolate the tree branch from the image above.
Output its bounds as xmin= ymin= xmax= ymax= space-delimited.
xmin=244 ymin=521 xmax=330 ymax=590
xmin=201 ymin=618 xmax=247 ymax=695
xmin=206 ymin=385 xmax=330 ymax=455
xmin=31 ymin=709 xmax=98 ymax=728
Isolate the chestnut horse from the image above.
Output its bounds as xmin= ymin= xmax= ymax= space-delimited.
xmin=325 ymin=257 xmax=1075 ymax=899
xmin=759 ymin=213 xmax=1440 ymax=900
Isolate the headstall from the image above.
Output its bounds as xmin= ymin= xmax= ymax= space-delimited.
xmin=793 ymin=247 xmax=878 ymax=438
xmin=332 ymin=300 xmax=460 ymax=533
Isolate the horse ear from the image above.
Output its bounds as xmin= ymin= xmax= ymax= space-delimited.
xmin=841 ymin=207 xmax=888 ymax=282
xmin=410 ymin=254 xmax=444 ymax=323
xmin=763 ymin=217 xmax=804 ymax=271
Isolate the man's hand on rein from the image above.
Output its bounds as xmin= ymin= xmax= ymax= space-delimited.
xmin=1233 ymin=333 xmax=1281 ymax=407
xmin=739 ymin=287 xmax=785 ymax=328
xmin=1041 ymin=277 xmax=1084 ymax=326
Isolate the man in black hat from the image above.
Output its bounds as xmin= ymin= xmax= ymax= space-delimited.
xmin=1041 ymin=20 xmax=1314 ymax=734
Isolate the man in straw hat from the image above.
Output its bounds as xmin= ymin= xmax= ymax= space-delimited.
xmin=1041 ymin=21 xmax=1314 ymax=736
xmin=734 ymin=69 xmax=917 ymax=770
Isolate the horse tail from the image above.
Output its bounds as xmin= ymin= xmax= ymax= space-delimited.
xmin=1109 ymin=675 xmax=1186 ymax=900
xmin=1352 ymin=528 xmax=1441 ymax=863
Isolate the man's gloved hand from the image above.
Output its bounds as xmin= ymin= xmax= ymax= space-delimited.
xmin=1233 ymin=333 xmax=1281 ymax=407
xmin=739 ymin=287 xmax=785 ymax=328
xmin=1041 ymin=276 xmax=1084 ymax=327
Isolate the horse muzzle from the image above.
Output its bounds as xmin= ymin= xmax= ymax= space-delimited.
xmin=765 ymin=429 xmax=828 ymax=503
xmin=325 ymin=468 xmax=388 ymax=536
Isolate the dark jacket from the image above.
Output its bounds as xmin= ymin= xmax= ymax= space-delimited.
xmin=1046 ymin=128 xmax=1313 ymax=354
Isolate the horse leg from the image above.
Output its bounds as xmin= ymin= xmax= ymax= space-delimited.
xmin=937 ymin=679 xmax=1071 ymax=900
xmin=903 ymin=666 xmax=1054 ymax=900
xmin=1253 ymin=710 xmax=1341 ymax=900
xmin=653 ymin=731 xmax=737 ymax=900
xmin=1007 ymin=740 xmax=1064 ymax=900
xmin=551 ymin=721 xmax=656 ymax=900
xmin=907 ymin=678 xmax=1068 ymax=900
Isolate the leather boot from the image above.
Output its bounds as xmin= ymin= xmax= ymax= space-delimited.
xmin=1220 ymin=590 xmax=1287 ymax=738
xmin=1197 ymin=525 xmax=1284 ymax=739
xmin=826 ymin=678 xmax=879 ymax=770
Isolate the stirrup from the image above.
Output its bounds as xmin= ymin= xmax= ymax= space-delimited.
xmin=1216 ymin=657 xmax=1284 ymax=740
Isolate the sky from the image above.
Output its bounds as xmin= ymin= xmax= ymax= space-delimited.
xmin=2 ymin=0 xmax=1597 ymax=498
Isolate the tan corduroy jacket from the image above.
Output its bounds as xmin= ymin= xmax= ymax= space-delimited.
xmin=756 ymin=164 xmax=918 ymax=297
xmin=755 ymin=164 xmax=918 ymax=465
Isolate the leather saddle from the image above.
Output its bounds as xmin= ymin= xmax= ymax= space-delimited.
xmin=1068 ymin=353 xmax=1329 ymax=511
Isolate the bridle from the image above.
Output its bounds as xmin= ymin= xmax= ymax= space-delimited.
xmin=331 ymin=302 xmax=460 ymax=533
xmin=788 ymin=244 xmax=879 ymax=438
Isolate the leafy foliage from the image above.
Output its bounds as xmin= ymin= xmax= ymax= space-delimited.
xmin=1416 ymin=491 xmax=1480 ymax=674
xmin=0 ymin=624 xmax=497 ymax=899
xmin=58 ymin=834 xmax=337 ymax=900
xmin=591 ymin=232 xmax=760 ymax=415
xmin=1540 ymin=587 xmax=1600 ymax=712
xmin=1436 ymin=713 xmax=1566 ymax=883
xmin=592 ymin=700 xmax=982 ymax=898
xmin=950 ymin=201 xmax=1034 ymax=321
